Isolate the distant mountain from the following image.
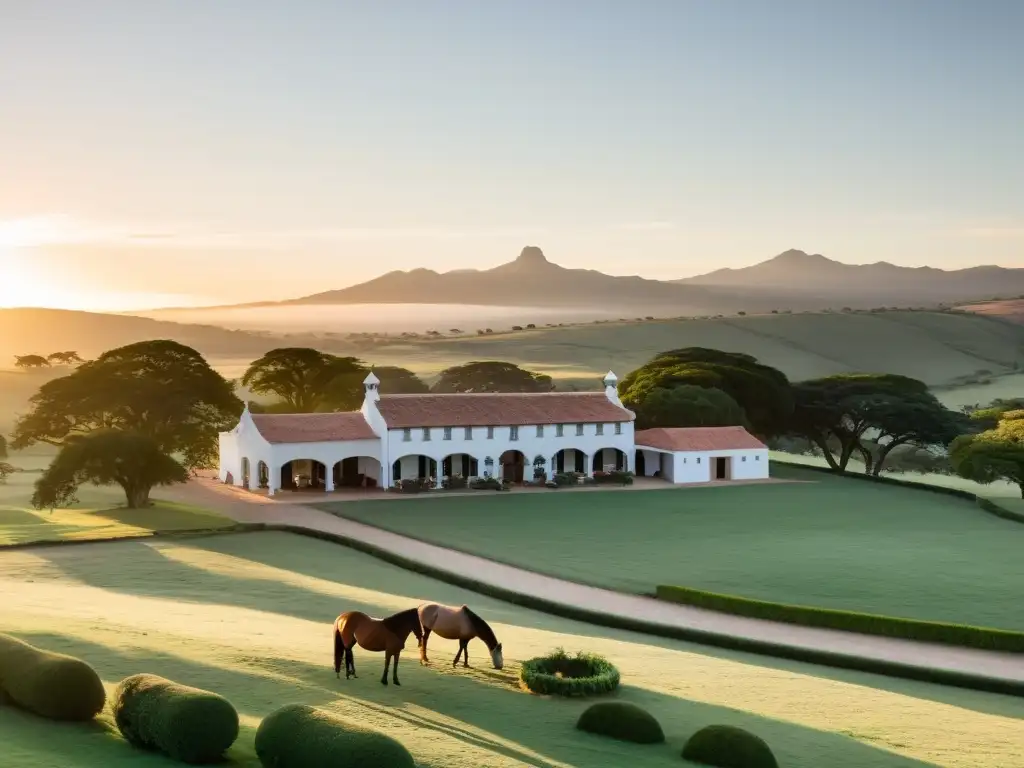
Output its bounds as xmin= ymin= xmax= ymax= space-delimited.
xmin=273 ymin=247 xmax=804 ymax=313
xmin=676 ymin=249 xmax=1024 ymax=305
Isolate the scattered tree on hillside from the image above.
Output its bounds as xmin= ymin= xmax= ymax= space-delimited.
xmin=31 ymin=431 xmax=189 ymax=510
xmin=0 ymin=434 xmax=6 ymax=460
xmin=619 ymin=348 xmax=793 ymax=437
xmin=241 ymin=348 xmax=367 ymax=412
xmin=950 ymin=411 xmax=1024 ymax=497
xmin=0 ymin=462 xmax=12 ymax=484
xmin=46 ymin=351 xmax=84 ymax=366
xmin=632 ymin=385 xmax=749 ymax=430
xmin=431 ymin=361 xmax=554 ymax=393
xmin=11 ymin=340 xmax=241 ymax=472
xmin=859 ymin=394 xmax=969 ymax=475
xmin=14 ymin=355 xmax=50 ymax=369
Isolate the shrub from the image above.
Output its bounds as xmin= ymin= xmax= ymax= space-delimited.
xmin=255 ymin=703 xmax=415 ymax=768
xmin=593 ymin=470 xmax=634 ymax=485
xmin=442 ymin=476 xmax=468 ymax=490
xmin=553 ymin=471 xmax=581 ymax=486
xmin=681 ymin=725 xmax=778 ymax=768
xmin=519 ymin=648 xmax=620 ymax=697
xmin=112 ymin=673 xmax=239 ymax=764
xmin=0 ymin=633 xmax=105 ymax=721
xmin=576 ymin=701 xmax=665 ymax=744
xmin=394 ymin=478 xmax=431 ymax=494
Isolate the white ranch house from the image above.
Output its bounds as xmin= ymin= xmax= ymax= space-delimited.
xmin=218 ymin=372 xmax=769 ymax=495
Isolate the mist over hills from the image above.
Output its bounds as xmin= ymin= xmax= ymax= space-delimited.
xmin=172 ymin=247 xmax=1024 ymax=314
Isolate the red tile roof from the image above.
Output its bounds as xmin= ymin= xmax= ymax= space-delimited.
xmin=377 ymin=392 xmax=635 ymax=428
xmin=250 ymin=412 xmax=377 ymax=443
xmin=634 ymin=426 xmax=766 ymax=452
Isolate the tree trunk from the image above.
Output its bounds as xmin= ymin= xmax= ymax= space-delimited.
xmin=122 ymin=484 xmax=152 ymax=509
xmin=837 ymin=436 xmax=860 ymax=472
xmin=857 ymin=444 xmax=874 ymax=475
xmin=871 ymin=439 xmax=906 ymax=477
xmin=810 ymin=435 xmax=840 ymax=471
xmin=1019 ymin=483 xmax=1024 ymax=499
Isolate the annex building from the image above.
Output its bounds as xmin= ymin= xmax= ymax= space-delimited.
xmin=218 ymin=372 xmax=769 ymax=495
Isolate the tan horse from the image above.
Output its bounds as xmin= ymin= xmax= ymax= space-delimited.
xmin=333 ymin=608 xmax=422 ymax=686
xmin=418 ymin=603 xmax=504 ymax=669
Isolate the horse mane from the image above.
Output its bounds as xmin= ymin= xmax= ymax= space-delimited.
xmin=462 ymin=606 xmax=498 ymax=650
xmin=382 ymin=608 xmax=422 ymax=637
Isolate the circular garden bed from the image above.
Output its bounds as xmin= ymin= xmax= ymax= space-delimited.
xmin=519 ymin=648 xmax=620 ymax=697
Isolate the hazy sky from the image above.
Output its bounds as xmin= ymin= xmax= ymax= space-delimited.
xmin=1 ymin=0 xmax=1022 ymax=310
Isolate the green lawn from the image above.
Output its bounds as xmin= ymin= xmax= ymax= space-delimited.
xmin=1 ymin=531 xmax=1021 ymax=768
xmin=0 ymin=453 xmax=233 ymax=547
xmin=318 ymin=465 xmax=1024 ymax=632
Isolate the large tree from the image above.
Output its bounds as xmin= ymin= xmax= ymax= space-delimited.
xmin=372 ymin=366 xmax=429 ymax=394
xmin=11 ymin=340 xmax=241 ymax=472
xmin=47 ymin=351 xmax=84 ymax=366
xmin=31 ymin=431 xmax=189 ymax=510
xmin=632 ymin=385 xmax=749 ymax=430
xmin=619 ymin=348 xmax=792 ymax=436
xmin=790 ymin=373 xmax=960 ymax=473
xmin=241 ymin=348 xmax=367 ymax=412
xmin=0 ymin=434 xmax=6 ymax=460
xmin=431 ymin=361 xmax=554 ymax=393
xmin=15 ymin=355 xmax=50 ymax=369
xmin=950 ymin=411 xmax=1024 ymax=497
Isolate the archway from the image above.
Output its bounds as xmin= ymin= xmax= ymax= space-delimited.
xmin=280 ymin=459 xmax=327 ymax=491
xmin=635 ymin=450 xmax=646 ymax=476
xmin=257 ymin=460 xmax=269 ymax=489
xmin=442 ymin=453 xmax=478 ymax=479
xmin=391 ymin=455 xmax=437 ymax=483
xmin=333 ymin=457 xmax=383 ymax=489
xmin=499 ymin=449 xmax=526 ymax=483
xmin=241 ymin=457 xmax=251 ymax=488
xmin=554 ymin=448 xmax=588 ymax=474
xmin=592 ymin=448 xmax=627 ymax=473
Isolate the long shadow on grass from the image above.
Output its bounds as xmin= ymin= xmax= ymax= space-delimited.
xmin=25 ymin=530 xmax=1024 ymax=722
xmin=12 ymin=630 xmax=949 ymax=768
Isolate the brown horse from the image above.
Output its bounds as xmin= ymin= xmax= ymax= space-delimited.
xmin=333 ymin=608 xmax=423 ymax=686
xmin=417 ymin=603 xmax=504 ymax=669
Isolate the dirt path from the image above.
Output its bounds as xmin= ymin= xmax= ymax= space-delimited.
xmin=162 ymin=476 xmax=1024 ymax=685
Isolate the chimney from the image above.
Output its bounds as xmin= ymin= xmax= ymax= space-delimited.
xmin=603 ymin=371 xmax=621 ymax=405
xmin=360 ymin=370 xmax=387 ymax=438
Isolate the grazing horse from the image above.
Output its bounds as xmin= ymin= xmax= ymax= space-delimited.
xmin=333 ymin=608 xmax=423 ymax=686
xmin=417 ymin=603 xmax=504 ymax=669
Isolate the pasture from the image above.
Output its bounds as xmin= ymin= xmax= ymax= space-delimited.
xmin=1 ymin=529 xmax=1022 ymax=768
xmin=319 ymin=464 xmax=1024 ymax=632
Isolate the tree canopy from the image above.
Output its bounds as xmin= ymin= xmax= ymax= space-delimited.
xmin=431 ymin=361 xmax=554 ymax=393
xmin=15 ymin=355 xmax=50 ymax=369
xmin=619 ymin=348 xmax=792 ymax=436
xmin=31 ymin=431 xmax=189 ymax=510
xmin=0 ymin=435 xmax=6 ymax=460
xmin=790 ymin=373 xmax=964 ymax=473
xmin=371 ymin=366 xmax=429 ymax=394
xmin=241 ymin=348 xmax=368 ymax=412
xmin=47 ymin=351 xmax=84 ymax=366
xmin=11 ymin=340 xmax=241 ymax=472
xmin=632 ymin=385 xmax=749 ymax=430
xmin=950 ymin=410 xmax=1024 ymax=497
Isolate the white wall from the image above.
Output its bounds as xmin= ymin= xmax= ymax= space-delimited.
xmin=384 ymin=421 xmax=634 ymax=487
xmin=665 ymin=447 xmax=770 ymax=484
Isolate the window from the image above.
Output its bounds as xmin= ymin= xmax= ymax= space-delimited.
xmin=536 ymin=425 xmax=544 ymax=438
xmin=510 ymin=426 xmax=519 ymax=441
xmin=464 ymin=427 xmax=473 ymax=440
xmin=596 ymin=424 xmax=604 ymax=436
xmin=615 ymin=422 xmax=622 ymax=435
xmin=402 ymin=428 xmax=411 ymax=442
xmin=741 ymin=455 xmax=746 ymax=462
xmin=755 ymin=454 xmax=760 ymax=461
xmin=443 ymin=427 xmax=452 ymax=441
xmin=576 ymin=424 xmax=584 ymax=436
xmin=556 ymin=424 xmax=564 ymax=437
xmin=683 ymin=457 xmax=687 ymax=463
xmin=423 ymin=428 xmax=431 ymax=441
xmin=696 ymin=457 xmax=701 ymax=464
xmin=487 ymin=426 xmax=494 ymax=439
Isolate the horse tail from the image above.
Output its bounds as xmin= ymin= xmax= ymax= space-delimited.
xmin=344 ymin=640 xmax=354 ymax=671
xmin=333 ymin=621 xmax=344 ymax=675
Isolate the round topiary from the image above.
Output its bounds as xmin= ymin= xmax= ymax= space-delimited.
xmin=576 ymin=701 xmax=665 ymax=744
xmin=0 ymin=633 xmax=106 ymax=721
xmin=682 ymin=724 xmax=778 ymax=768
xmin=112 ymin=673 xmax=239 ymax=764
xmin=255 ymin=703 xmax=416 ymax=768
xmin=519 ymin=648 xmax=620 ymax=697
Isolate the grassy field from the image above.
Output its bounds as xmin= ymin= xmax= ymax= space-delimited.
xmin=0 ymin=454 xmax=233 ymax=546
xmin=2 ymin=530 xmax=1022 ymax=768
xmin=318 ymin=464 xmax=1024 ymax=632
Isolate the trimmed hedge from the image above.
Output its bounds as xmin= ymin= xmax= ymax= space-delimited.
xmin=656 ymin=584 xmax=1024 ymax=653
xmin=520 ymin=648 xmax=620 ymax=697
xmin=770 ymin=458 xmax=1024 ymax=525
xmin=255 ymin=703 xmax=415 ymax=768
xmin=681 ymin=724 xmax=778 ymax=768
xmin=112 ymin=673 xmax=239 ymax=764
xmin=576 ymin=701 xmax=665 ymax=744
xmin=271 ymin=524 xmax=1024 ymax=698
xmin=0 ymin=633 xmax=106 ymax=721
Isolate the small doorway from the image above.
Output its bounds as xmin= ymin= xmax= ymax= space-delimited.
xmin=714 ymin=457 xmax=729 ymax=480
xmin=635 ymin=451 xmax=646 ymax=476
